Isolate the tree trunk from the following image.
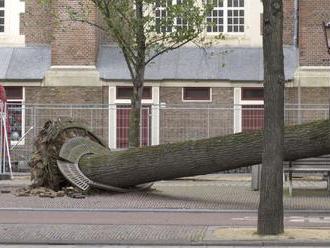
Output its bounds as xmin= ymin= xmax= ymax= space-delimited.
xmin=258 ymin=0 xmax=285 ymax=235
xmin=30 ymin=119 xmax=330 ymax=191
xmin=128 ymin=0 xmax=146 ymax=148
xmin=76 ymin=119 xmax=330 ymax=188
xmin=129 ymin=84 xmax=143 ymax=148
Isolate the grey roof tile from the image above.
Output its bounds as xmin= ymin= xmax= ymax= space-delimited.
xmin=0 ymin=47 xmax=51 ymax=80
xmin=0 ymin=48 xmax=13 ymax=79
xmin=97 ymin=45 xmax=298 ymax=81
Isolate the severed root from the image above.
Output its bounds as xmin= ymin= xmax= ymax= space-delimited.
xmin=28 ymin=118 xmax=106 ymax=191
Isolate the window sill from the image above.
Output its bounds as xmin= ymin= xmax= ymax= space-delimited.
xmin=0 ymin=34 xmax=25 ymax=47
xmin=182 ymin=100 xmax=213 ymax=103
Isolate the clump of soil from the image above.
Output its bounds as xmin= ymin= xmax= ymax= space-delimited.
xmin=15 ymin=186 xmax=86 ymax=199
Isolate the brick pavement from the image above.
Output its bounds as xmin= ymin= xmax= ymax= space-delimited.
xmin=0 ymin=174 xmax=329 ymax=210
xmin=0 ymin=224 xmax=207 ymax=244
xmin=0 ymin=174 xmax=330 ymax=245
xmin=0 ymin=223 xmax=330 ymax=246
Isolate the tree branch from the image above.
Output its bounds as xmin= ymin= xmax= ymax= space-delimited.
xmin=145 ymin=35 xmax=197 ymax=65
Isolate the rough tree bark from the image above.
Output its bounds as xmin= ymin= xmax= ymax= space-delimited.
xmin=128 ymin=0 xmax=146 ymax=148
xmin=129 ymin=78 xmax=144 ymax=148
xmin=258 ymin=0 xmax=285 ymax=235
xmin=29 ymin=118 xmax=330 ymax=191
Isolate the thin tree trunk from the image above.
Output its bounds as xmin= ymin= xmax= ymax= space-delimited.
xmin=129 ymin=83 xmax=143 ymax=148
xmin=128 ymin=0 xmax=146 ymax=148
xmin=258 ymin=0 xmax=285 ymax=235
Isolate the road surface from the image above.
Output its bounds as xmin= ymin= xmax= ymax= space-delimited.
xmin=0 ymin=208 xmax=330 ymax=228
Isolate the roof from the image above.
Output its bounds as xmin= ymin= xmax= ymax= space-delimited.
xmin=0 ymin=47 xmax=51 ymax=80
xmin=97 ymin=45 xmax=299 ymax=81
xmin=0 ymin=45 xmax=298 ymax=81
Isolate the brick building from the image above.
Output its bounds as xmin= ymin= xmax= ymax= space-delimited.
xmin=0 ymin=0 xmax=329 ymax=149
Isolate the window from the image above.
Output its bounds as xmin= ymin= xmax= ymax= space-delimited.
xmin=4 ymin=87 xmax=24 ymax=143
xmin=155 ymin=0 xmax=173 ymax=33
xmin=155 ymin=0 xmax=189 ymax=33
xmin=241 ymin=88 xmax=264 ymax=100
xmin=207 ymin=0 xmax=244 ymax=33
xmin=116 ymin=86 xmax=152 ymax=100
xmin=0 ymin=0 xmax=4 ymax=33
xmin=175 ymin=0 xmax=189 ymax=31
xmin=183 ymin=87 xmax=211 ymax=101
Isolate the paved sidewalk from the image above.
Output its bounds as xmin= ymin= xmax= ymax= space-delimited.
xmin=0 ymin=174 xmax=329 ymax=210
xmin=0 ymin=174 xmax=330 ymax=246
xmin=0 ymin=223 xmax=330 ymax=246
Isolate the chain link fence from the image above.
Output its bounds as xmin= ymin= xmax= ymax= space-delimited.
xmin=1 ymin=103 xmax=329 ymax=174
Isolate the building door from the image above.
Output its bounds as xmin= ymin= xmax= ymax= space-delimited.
xmin=116 ymin=106 xmax=150 ymax=148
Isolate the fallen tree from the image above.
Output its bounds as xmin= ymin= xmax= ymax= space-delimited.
xmin=30 ymin=118 xmax=330 ymax=191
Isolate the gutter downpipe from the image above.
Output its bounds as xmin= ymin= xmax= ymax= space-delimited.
xmin=293 ymin=0 xmax=302 ymax=123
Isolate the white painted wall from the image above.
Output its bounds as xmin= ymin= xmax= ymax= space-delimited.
xmin=206 ymin=0 xmax=263 ymax=47
xmin=0 ymin=0 xmax=25 ymax=46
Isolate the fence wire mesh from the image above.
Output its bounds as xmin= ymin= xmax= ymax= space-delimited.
xmin=1 ymin=103 xmax=329 ymax=173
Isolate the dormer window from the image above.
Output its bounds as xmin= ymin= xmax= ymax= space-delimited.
xmin=207 ymin=0 xmax=245 ymax=33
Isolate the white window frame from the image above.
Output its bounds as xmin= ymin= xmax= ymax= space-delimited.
xmin=181 ymin=87 xmax=213 ymax=103
xmin=108 ymin=86 xmax=160 ymax=149
xmin=6 ymin=87 xmax=25 ymax=145
xmin=155 ymin=0 xmax=172 ymax=33
xmin=207 ymin=0 xmax=245 ymax=35
xmin=155 ymin=0 xmax=189 ymax=33
xmin=0 ymin=0 xmax=25 ymax=46
xmin=233 ymin=87 xmax=263 ymax=133
xmin=0 ymin=0 xmax=5 ymax=34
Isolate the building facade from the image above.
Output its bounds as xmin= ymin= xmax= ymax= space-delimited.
xmin=0 ymin=0 xmax=329 ymax=149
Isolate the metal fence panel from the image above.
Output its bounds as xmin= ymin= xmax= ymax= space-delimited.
xmin=1 ymin=103 xmax=328 ymax=173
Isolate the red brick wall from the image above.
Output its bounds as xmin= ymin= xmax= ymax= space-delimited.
xmin=284 ymin=87 xmax=298 ymax=104
xmin=25 ymin=86 xmax=106 ymax=104
xmin=283 ymin=0 xmax=295 ymax=46
xmin=21 ymin=0 xmax=101 ymax=65
xmin=160 ymin=87 xmax=233 ymax=105
xmin=25 ymin=86 xmax=109 ymax=144
xmin=50 ymin=0 xmax=99 ymax=65
xmin=299 ymin=0 xmax=330 ymax=66
xmin=21 ymin=0 xmax=52 ymax=45
xmin=159 ymin=87 xmax=234 ymax=144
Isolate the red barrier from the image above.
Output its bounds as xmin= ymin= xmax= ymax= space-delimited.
xmin=0 ymin=84 xmax=10 ymax=147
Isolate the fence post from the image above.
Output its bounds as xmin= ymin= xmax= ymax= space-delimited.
xmin=251 ymin=164 xmax=262 ymax=191
xmin=33 ymin=106 xmax=37 ymax=137
xmin=207 ymin=107 xmax=210 ymax=138
xmin=0 ymin=101 xmax=3 ymax=174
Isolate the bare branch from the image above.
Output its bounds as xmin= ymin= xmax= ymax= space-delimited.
xmin=145 ymin=35 xmax=198 ymax=65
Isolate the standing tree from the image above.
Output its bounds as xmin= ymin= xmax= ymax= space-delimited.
xmin=257 ymin=0 xmax=285 ymax=235
xmin=63 ymin=0 xmax=212 ymax=147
